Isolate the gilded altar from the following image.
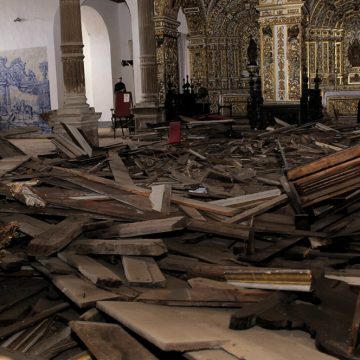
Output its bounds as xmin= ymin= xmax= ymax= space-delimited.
xmin=324 ymin=91 xmax=360 ymax=116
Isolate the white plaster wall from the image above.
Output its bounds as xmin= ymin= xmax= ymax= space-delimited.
xmin=81 ymin=5 xmax=113 ymax=122
xmin=0 ymin=0 xmax=60 ymax=109
xmin=82 ymin=0 xmax=136 ymax=101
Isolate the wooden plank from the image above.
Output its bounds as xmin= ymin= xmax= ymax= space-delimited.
xmin=158 ymin=255 xmax=252 ymax=280
xmin=149 ymin=184 xmax=172 ymax=214
xmin=97 ymin=301 xmax=228 ymax=351
xmin=58 ymin=252 xmax=122 ymax=287
xmin=179 ymin=205 xmax=207 ymax=221
xmin=238 ymin=237 xmax=304 ymax=263
xmin=2 ymin=213 xmax=52 ymax=237
xmin=51 ymin=139 xmax=77 ymax=159
xmin=27 ymin=216 xmax=88 ymax=257
xmin=52 ymin=166 xmax=237 ymax=216
xmin=210 ymin=189 xmax=282 ymax=207
xmin=107 ymin=149 xmax=133 ymax=185
xmin=88 ymin=216 xmax=186 ymax=238
xmin=0 ymin=155 xmax=30 ymax=177
xmin=287 ymin=145 xmax=360 ymax=181
xmin=69 ymin=239 xmax=167 ymax=256
xmin=53 ymin=134 xmax=87 ymax=157
xmin=122 ymin=256 xmax=166 ymax=287
xmin=185 ymin=350 xmax=239 ymax=360
xmin=0 ymin=302 xmax=69 ymax=340
xmin=294 ymin=157 xmax=360 ymax=188
xmin=62 ymin=123 xmax=93 ymax=157
xmin=136 ymin=287 xmax=265 ymax=306
xmin=70 ymin=321 xmax=158 ymax=360
xmin=225 ymin=194 xmax=288 ymax=224
xmin=52 ymin=275 xmax=119 ymax=308
xmin=187 ymin=219 xmax=249 ymax=240
xmin=0 ymin=138 xmax=25 ymax=158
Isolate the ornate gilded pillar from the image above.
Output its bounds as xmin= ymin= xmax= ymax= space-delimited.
xmin=51 ymin=0 xmax=100 ymax=145
xmin=133 ymin=0 xmax=161 ymax=129
xmin=154 ymin=16 xmax=180 ymax=106
xmin=257 ymin=0 xmax=305 ymax=103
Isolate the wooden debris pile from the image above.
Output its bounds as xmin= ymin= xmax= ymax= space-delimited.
xmin=0 ymin=118 xmax=359 ymax=359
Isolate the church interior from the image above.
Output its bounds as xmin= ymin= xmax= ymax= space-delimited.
xmin=0 ymin=0 xmax=360 ymax=359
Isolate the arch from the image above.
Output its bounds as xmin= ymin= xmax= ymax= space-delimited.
xmin=177 ymin=7 xmax=190 ymax=87
xmin=81 ymin=5 xmax=113 ymax=123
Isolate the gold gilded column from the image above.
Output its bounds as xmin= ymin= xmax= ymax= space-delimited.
xmin=257 ymin=0 xmax=305 ymax=103
xmin=154 ymin=15 xmax=180 ymax=106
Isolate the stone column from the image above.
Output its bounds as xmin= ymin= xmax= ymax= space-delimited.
xmin=51 ymin=0 xmax=100 ymax=145
xmin=257 ymin=0 xmax=305 ymax=103
xmin=133 ymin=0 xmax=161 ymax=129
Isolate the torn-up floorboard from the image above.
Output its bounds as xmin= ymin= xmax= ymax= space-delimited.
xmin=185 ymin=349 xmax=239 ymax=360
xmin=69 ymin=238 xmax=167 ymax=256
xmin=149 ymin=184 xmax=172 ymax=214
xmin=2 ymin=213 xmax=52 ymax=237
xmin=0 ymin=302 xmax=69 ymax=340
xmin=0 ymin=138 xmax=26 ymax=158
xmin=136 ymin=287 xmax=267 ymax=306
xmin=70 ymin=321 xmax=158 ymax=360
xmin=187 ymin=219 xmax=249 ymax=240
xmin=97 ymin=301 xmax=228 ymax=352
xmin=62 ymin=123 xmax=93 ymax=157
xmin=0 ymin=155 xmax=30 ymax=177
xmin=58 ymin=252 xmax=122 ymax=288
xmin=52 ymin=275 xmax=119 ymax=308
xmin=122 ymin=256 xmax=166 ymax=287
xmin=225 ymin=194 xmax=288 ymax=224
xmin=107 ymin=149 xmax=134 ymax=185
xmin=27 ymin=216 xmax=88 ymax=257
xmin=86 ymin=216 xmax=186 ymax=238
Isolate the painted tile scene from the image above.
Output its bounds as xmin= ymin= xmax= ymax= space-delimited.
xmin=0 ymin=46 xmax=51 ymax=133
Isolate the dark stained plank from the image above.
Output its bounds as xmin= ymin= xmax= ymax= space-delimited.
xmin=69 ymin=239 xmax=167 ymax=257
xmin=70 ymin=321 xmax=158 ymax=360
xmin=27 ymin=216 xmax=88 ymax=257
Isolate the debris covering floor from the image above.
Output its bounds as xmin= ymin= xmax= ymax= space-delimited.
xmin=0 ymin=116 xmax=359 ymax=359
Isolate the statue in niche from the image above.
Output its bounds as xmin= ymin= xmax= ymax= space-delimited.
xmin=348 ymin=39 xmax=360 ymax=67
xmin=247 ymin=36 xmax=258 ymax=66
xmin=262 ymin=25 xmax=272 ymax=38
xmin=288 ymin=25 xmax=299 ymax=42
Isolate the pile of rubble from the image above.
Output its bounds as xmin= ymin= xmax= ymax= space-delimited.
xmin=0 ymin=117 xmax=360 ymax=360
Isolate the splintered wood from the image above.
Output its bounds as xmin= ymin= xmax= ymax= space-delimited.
xmin=0 ymin=117 xmax=359 ymax=359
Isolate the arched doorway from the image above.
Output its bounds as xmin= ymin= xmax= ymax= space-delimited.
xmin=177 ymin=7 xmax=190 ymax=90
xmin=81 ymin=6 xmax=113 ymax=123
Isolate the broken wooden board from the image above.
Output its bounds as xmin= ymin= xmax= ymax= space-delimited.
xmin=107 ymin=149 xmax=134 ymax=185
xmin=225 ymin=194 xmax=288 ymax=224
xmin=2 ymin=213 xmax=52 ymax=237
xmin=210 ymin=189 xmax=282 ymax=207
xmin=97 ymin=301 xmax=228 ymax=352
xmin=187 ymin=219 xmax=249 ymax=240
xmin=0 ymin=155 xmax=30 ymax=177
xmin=122 ymin=256 xmax=166 ymax=287
xmin=27 ymin=216 xmax=88 ymax=257
xmin=87 ymin=216 xmax=186 ymax=238
xmin=149 ymin=184 xmax=172 ymax=214
xmin=287 ymin=145 xmax=360 ymax=181
xmin=136 ymin=287 xmax=265 ymax=307
xmin=53 ymin=166 xmax=238 ymax=217
xmin=52 ymin=275 xmax=119 ymax=308
xmin=0 ymin=302 xmax=69 ymax=340
xmin=70 ymin=320 xmax=158 ymax=360
xmin=69 ymin=239 xmax=167 ymax=257
xmin=58 ymin=252 xmax=122 ymax=287
xmin=62 ymin=123 xmax=93 ymax=157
